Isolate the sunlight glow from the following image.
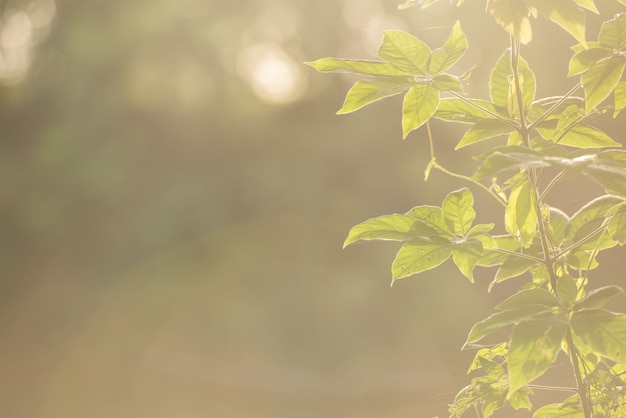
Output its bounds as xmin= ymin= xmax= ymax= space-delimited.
xmin=237 ymin=43 xmax=306 ymax=104
xmin=0 ymin=0 xmax=56 ymax=84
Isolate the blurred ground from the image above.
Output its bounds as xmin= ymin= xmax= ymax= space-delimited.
xmin=0 ymin=1 xmax=624 ymax=417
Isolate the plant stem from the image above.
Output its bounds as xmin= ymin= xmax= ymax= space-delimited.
xmin=528 ymin=83 xmax=582 ymax=131
xmin=448 ymin=91 xmax=519 ymax=130
xmin=425 ymin=121 xmax=507 ymax=206
xmin=566 ymin=330 xmax=592 ymax=417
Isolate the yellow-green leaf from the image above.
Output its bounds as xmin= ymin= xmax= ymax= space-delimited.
xmin=598 ymin=13 xmax=626 ymax=49
xmin=505 ymin=180 xmax=537 ymax=248
xmin=343 ymin=214 xmax=439 ymax=248
xmin=531 ymin=0 xmax=587 ymax=44
xmin=488 ymin=0 xmax=533 ymax=44
xmin=401 ymin=83 xmax=439 ymax=138
xmin=378 ymin=30 xmax=431 ymax=76
xmin=391 ymin=237 xmax=451 ymax=281
xmin=337 ymin=77 xmax=415 ymax=114
xmin=571 ymin=309 xmax=626 ymax=364
xmin=442 ymin=188 xmax=476 ymax=235
xmin=429 ymin=21 xmax=469 ymax=74
xmin=582 ymin=56 xmax=626 ymax=113
xmin=507 ymin=316 xmax=568 ymax=396
xmin=305 ymin=58 xmax=409 ymax=76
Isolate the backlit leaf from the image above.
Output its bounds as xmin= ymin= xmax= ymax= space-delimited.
xmin=464 ymin=305 xmax=553 ymax=346
xmin=451 ymin=239 xmax=483 ymax=282
xmin=505 ymin=180 xmax=537 ymax=248
xmin=554 ymin=123 xmax=620 ymax=148
xmin=598 ymin=13 xmax=626 ymax=49
xmin=508 ymin=316 xmax=568 ymax=396
xmin=402 ymin=83 xmax=439 ymax=138
xmin=406 ymin=206 xmax=454 ymax=237
xmin=490 ymin=50 xmax=536 ymax=112
xmin=531 ymin=395 xmax=583 ymax=417
xmin=429 ymin=21 xmax=469 ymax=74
xmin=343 ymin=214 xmax=439 ymax=247
xmin=573 ymin=286 xmax=624 ymax=310
xmin=531 ymin=0 xmax=586 ymax=44
xmin=392 ymin=237 xmax=451 ymax=281
xmin=378 ymin=30 xmax=431 ymax=76
xmin=488 ymin=0 xmax=533 ymax=44
xmin=432 ymin=74 xmax=463 ymax=92
xmin=337 ymin=77 xmax=415 ymax=114
xmin=581 ymin=56 xmax=625 ymax=113
xmin=496 ymin=288 xmax=559 ymax=311
xmin=455 ymin=119 xmax=515 ymax=149
xmin=571 ymin=309 xmax=626 ymax=364
xmin=435 ymin=98 xmax=504 ymax=124
xmin=305 ymin=58 xmax=408 ymax=76
xmin=568 ymin=46 xmax=612 ymax=76
xmin=442 ymin=188 xmax=476 ymax=235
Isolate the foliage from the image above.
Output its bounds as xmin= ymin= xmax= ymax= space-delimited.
xmin=308 ymin=0 xmax=626 ymax=416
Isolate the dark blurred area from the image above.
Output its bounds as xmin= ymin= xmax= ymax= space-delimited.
xmin=0 ymin=1 xmax=624 ymax=417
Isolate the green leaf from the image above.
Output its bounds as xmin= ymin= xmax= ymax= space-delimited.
xmin=473 ymin=147 xmax=548 ymax=179
xmin=392 ymin=237 xmax=452 ymax=281
xmin=546 ymin=207 xmax=570 ymax=246
xmin=574 ymin=0 xmax=598 ymax=13
xmin=563 ymin=195 xmax=624 ymax=245
xmin=451 ymin=239 xmax=483 ymax=282
xmin=442 ymin=188 xmax=476 ymax=235
xmin=405 ymin=206 xmax=454 ymax=237
xmin=573 ymin=286 xmax=624 ymax=310
xmin=488 ymin=0 xmax=533 ymax=44
xmin=432 ymin=74 xmax=463 ymax=92
xmin=568 ymin=46 xmax=613 ymax=76
xmin=556 ymin=274 xmax=579 ymax=307
xmin=614 ymin=81 xmax=626 ymax=117
xmin=598 ymin=13 xmax=626 ymax=49
xmin=505 ymin=180 xmax=537 ymax=248
xmin=507 ymin=316 xmax=568 ymax=396
xmin=402 ymin=83 xmax=439 ymax=138
xmin=464 ymin=305 xmax=554 ymax=347
xmin=337 ymin=77 xmax=415 ymax=114
xmin=582 ymin=56 xmax=626 ymax=113
xmin=377 ymin=30 xmax=431 ymax=76
xmin=478 ymin=235 xmax=521 ymax=267
xmin=532 ymin=395 xmax=584 ymax=418
xmin=434 ymin=98 xmax=505 ymax=124
xmin=496 ymin=288 xmax=559 ymax=311
xmin=554 ymin=123 xmax=620 ymax=148
xmin=509 ymin=387 xmax=533 ymax=411
xmin=305 ymin=58 xmax=408 ymax=76
xmin=585 ymin=150 xmax=626 ymax=197
xmin=490 ymin=50 xmax=536 ymax=113
xmin=343 ymin=214 xmax=439 ymax=248
xmin=530 ymin=0 xmax=587 ymax=44
xmin=571 ymin=309 xmax=626 ymax=364
xmin=429 ymin=21 xmax=469 ymax=74
xmin=492 ymin=256 xmax=537 ymax=288
xmin=455 ymin=119 xmax=515 ymax=149
xmin=607 ymin=203 xmax=626 ymax=244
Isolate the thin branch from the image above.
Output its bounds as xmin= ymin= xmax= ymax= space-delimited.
xmin=528 ymin=83 xmax=582 ymax=131
xmin=424 ymin=121 xmax=507 ymax=207
xmin=493 ymin=247 xmax=544 ymax=263
xmin=556 ymin=224 xmax=606 ymax=258
xmin=448 ymin=91 xmax=520 ymax=130
xmin=539 ymin=169 xmax=566 ymax=201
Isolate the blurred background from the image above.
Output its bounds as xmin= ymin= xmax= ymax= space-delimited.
xmin=0 ymin=1 xmax=624 ymax=417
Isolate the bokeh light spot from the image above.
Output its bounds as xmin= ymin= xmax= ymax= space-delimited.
xmin=237 ymin=43 xmax=306 ymax=104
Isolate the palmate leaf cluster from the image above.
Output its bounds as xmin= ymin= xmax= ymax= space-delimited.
xmin=308 ymin=0 xmax=626 ymax=417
